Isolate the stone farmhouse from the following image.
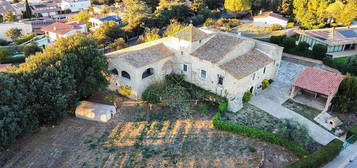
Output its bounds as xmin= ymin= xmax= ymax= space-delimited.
xmin=106 ymin=26 xmax=283 ymax=112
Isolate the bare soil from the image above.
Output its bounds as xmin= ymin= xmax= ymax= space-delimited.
xmin=0 ymin=100 xmax=298 ymax=168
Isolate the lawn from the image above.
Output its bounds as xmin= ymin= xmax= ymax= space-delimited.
xmin=0 ymin=100 xmax=298 ymax=168
xmin=282 ymin=99 xmax=322 ymax=121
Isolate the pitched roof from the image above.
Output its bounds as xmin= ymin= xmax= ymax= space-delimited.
xmin=293 ymin=67 xmax=343 ymax=96
xmin=297 ymin=26 xmax=357 ymax=45
xmin=254 ymin=11 xmax=288 ymax=21
xmin=41 ymin=22 xmax=84 ymax=35
xmin=219 ymin=49 xmax=274 ymax=79
xmin=172 ymin=26 xmax=210 ymax=42
xmin=190 ymin=33 xmax=243 ymax=63
xmin=108 ymin=43 xmax=174 ymax=68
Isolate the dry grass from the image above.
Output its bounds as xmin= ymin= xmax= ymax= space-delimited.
xmin=0 ymin=101 xmax=298 ymax=168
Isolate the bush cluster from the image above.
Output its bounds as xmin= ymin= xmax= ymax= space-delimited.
xmin=261 ymin=79 xmax=270 ymax=90
xmin=212 ymin=112 xmax=309 ymax=157
xmin=297 ymin=42 xmax=309 ymax=52
xmin=0 ymin=34 xmax=108 ymax=149
xmin=312 ymin=44 xmax=327 ymax=60
xmin=242 ymin=91 xmax=253 ymax=102
xmin=283 ymin=139 xmax=343 ymax=168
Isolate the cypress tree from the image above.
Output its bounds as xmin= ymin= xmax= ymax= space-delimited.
xmin=23 ymin=0 xmax=32 ymax=19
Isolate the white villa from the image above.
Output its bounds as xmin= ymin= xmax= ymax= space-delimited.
xmin=253 ymin=11 xmax=288 ymax=28
xmin=106 ymin=26 xmax=283 ymax=112
xmin=60 ymin=0 xmax=90 ymax=12
xmin=41 ymin=21 xmax=87 ymax=42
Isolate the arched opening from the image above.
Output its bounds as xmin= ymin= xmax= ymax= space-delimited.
xmin=121 ymin=71 xmax=131 ymax=79
xmin=250 ymin=87 xmax=254 ymax=93
xmin=110 ymin=68 xmax=119 ymax=75
xmin=142 ymin=68 xmax=154 ymax=79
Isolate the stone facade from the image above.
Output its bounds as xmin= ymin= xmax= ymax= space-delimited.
xmin=106 ymin=27 xmax=283 ymax=112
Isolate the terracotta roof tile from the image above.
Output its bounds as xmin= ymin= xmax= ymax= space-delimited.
xmin=172 ymin=26 xmax=210 ymax=42
xmin=191 ymin=33 xmax=243 ymax=63
xmin=110 ymin=43 xmax=174 ymax=68
xmin=41 ymin=22 xmax=84 ymax=35
xmin=293 ymin=67 xmax=343 ymax=96
xmin=219 ymin=49 xmax=274 ymax=79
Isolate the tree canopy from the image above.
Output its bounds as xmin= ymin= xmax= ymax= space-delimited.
xmin=293 ymin=0 xmax=329 ymax=29
xmin=0 ymin=33 xmax=108 ymax=149
xmin=224 ymin=0 xmax=251 ymax=13
xmin=5 ymin=28 xmax=22 ymax=40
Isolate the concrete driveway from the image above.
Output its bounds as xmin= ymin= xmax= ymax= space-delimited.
xmin=250 ymin=60 xmax=338 ymax=145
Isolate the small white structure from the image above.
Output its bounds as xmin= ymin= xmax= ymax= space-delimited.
xmin=0 ymin=22 xmax=33 ymax=41
xmin=60 ymin=0 xmax=90 ymax=12
xmin=326 ymin=116 xmax=343 ymax=129
xmin=88 ymin=14 xmax=121 ymax=31
xmin=253 ymin=11 xmax=288 ymax=28
xmin=41 ymin=21 xmax=87 ymax=42
xmin=106 ymin=26 xmax=283 ymax=112
xmin=75 ymin=101 xmax=116 ymax=122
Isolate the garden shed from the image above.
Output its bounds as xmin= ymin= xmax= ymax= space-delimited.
xmin=290 ymin=67 xmax=343 ymax=112
xmin=75 ymin=101 xmax=116 ymax=123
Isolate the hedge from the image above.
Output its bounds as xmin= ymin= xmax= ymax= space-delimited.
xmin=346 ymin=125 xmax=357 ymax=141
xmin=283 ymin=139 xmax=343 ymax=168
xmin=211 ymin=112 xmax=309 ymax=157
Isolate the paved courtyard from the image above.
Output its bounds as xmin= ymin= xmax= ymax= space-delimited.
xmin=250 ymin=60 xmax=338 ymax=145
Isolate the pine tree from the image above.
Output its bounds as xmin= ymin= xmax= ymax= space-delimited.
xmin=22 ymin=0 xmax=32 ymax=19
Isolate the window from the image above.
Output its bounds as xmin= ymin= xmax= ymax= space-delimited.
xmin=142 ymin=68 xmax=154 ymax=79
xmin=263 ymin=67 xmax=266 ymax=74
xmin=182 ymin=64 xmax=188 ymax=72
xmin=217 ymin=75 xmax=224 ymax=85
xmin=110 ymin=68 xmax=118 ymax=75
xmin=121 ymin=71 xmax=130 ymax=79
xmin=200 ymin=70 xmax=207 ymax=79
xmin=252 ymin=73 xmax=256 ymax=80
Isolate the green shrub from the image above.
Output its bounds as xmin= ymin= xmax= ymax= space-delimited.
xmin=270 ymin=35 xmax=286 ymax=45
xmin=15 ymin=33 xmax=36 ymax=45
xmin=262 ymin=79 xmax=270 ymax=90
xmin=297 ymin=42 xmax=309 ymax=52
xmin=242 ymin=91 xmax=253 ymax=102
xmin=199 ymin=104 xmax=208 ymax=113
xmin=312 ymin=44 xmax=327 ymax=60
xmin=212 ymin=112 xmax=309 ymax=157
xmin=283 ymin=37 xmax=296 ymax=49
xmin=218 ymin=101 xmax=228 ymax=112
xmin=283 ymin=139 xmax=343 ymax=168
xmin=0 ymin=39 xmax=9 ymax=46
xmin=268 ymin=79 xmax=274 ymax=84
xmin=346 ymin=125 xmax=357 ymax=142
xmin=0 ymin=49 xmax=10 ymax=63
xmin=23 ymin=44 xmax=42 ymax=56
xmin=142 ymin=82 xmax=165 ymax=104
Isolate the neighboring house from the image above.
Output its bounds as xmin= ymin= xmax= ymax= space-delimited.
xmin=106 ymin=26 xmax=283 ymax=112
xmin=60 ymin=0 xmax=90 ymax=12
xmin=31 ymin=3 xmax=60 ymax=18
xmin=0 ymin=1 xmax=22 ymax=19
xmin=290 ymin=67 xmax=343 ymax=112
xmin=25 ymin=19 xmax=55 ymax=34
xmin=0 ymin=64 xmax=12 ymax=72
xmin=253 ymin=11 xmax=288 ymax=28
xmin=88 ymin=14 xmax=121 ymax=31
xmin=41 ymin=21 xmax=86 ymax=42
xmin=297 ymin=26 xmax=357 ymax=58
xmin=0 ymin=22 xmax=33 ymax=41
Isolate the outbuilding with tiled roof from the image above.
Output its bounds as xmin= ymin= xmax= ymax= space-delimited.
xmin=290 ymin=67 xmax=343 ymax=112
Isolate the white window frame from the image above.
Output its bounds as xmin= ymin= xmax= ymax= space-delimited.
xmin=200 ymin=69 xmax=207 ymax=79
xmin=263 ymin=67 xmax=266 ymax=74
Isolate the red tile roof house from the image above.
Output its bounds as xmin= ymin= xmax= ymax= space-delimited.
xmin=289 ymin=67 xmax=343 ymax=112
xmin=0 ymin=64 xmax=12 ymax=72
xmin=41 ymin=21 xmax=87 ymax=42
xmin=253 ymin=11 xmax=288 ymax=28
